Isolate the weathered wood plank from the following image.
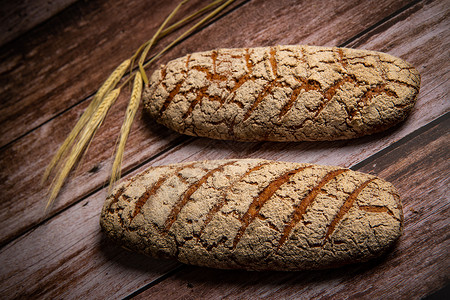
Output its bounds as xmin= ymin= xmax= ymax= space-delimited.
xmin=0 ymin=0 xmax=214 ymax=148
xmin=0 ymin=0 xmax=77 ymax=47
xmin=137 ymin=0 xmax=449 ymax=169
xmin=131 ymin=115 xmax=450 ymax=300
xmin=106 ymin=0 xmax=449 ymax=170
xmin=0 ymin=188 xmax=180 ymax=299
xmin=0 ymin=0 xmax=419 ymax=246
xmin=0 ymin=113 xmax=446 ymax=299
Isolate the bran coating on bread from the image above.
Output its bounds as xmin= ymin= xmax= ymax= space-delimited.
xmin=100 ymin=159 xmax=403 ymax=271
xmin=143 ymin=45 xmax=420 ymax=141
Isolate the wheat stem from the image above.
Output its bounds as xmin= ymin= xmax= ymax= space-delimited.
xmin=120 ymin=0 xmax=229 ymax=87
xmin=110 ymin=73 xmax=143 ymax=189
xmin=159 ymin=0 xmax=224 ymax=38
xmin=143 ymin=0 xmax=235 ymax=70
xmin=139 ymin=0 xmax=189 ymax=85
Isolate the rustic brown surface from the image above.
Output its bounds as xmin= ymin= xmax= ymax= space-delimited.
xmin=0 ymin=0 xmax=212 ymax=148
xmin=134 ymin=113 xmax=449 ymax=300
xmin=0 ymin=0 xmax=77 ymax=47
xmin=0 ymin=0 xmax=430 ymax=247
xmin=0 ymin=0 xmax=448 ymax=298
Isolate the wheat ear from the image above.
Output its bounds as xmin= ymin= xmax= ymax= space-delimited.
xmin=109 ymin=73 xmax=143 ymax=188
xmin=42 ymin=59 xmax=130 ymax=183
xmin=46 ymin=89 xmax=121 ymax=210
xmin=43 ymin=0 xmax=235 ymax=208
xmin=109 ymin=1 xmax=189 ymax=184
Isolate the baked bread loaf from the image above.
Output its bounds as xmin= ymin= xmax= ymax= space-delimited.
xmin=143 ymin=45 xmax=420 ymax=141
xmin=100 ymin=159 xmax=403 ymax=271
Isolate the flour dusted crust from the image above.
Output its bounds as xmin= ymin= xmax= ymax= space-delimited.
xmin=100 ymin=159 xmax=403 ymax=271
xmin=143 ymin=45 xmax=420 ymax=141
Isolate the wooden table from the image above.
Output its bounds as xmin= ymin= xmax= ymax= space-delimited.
xmin=1 ymin=0 xmax=448 ymax=298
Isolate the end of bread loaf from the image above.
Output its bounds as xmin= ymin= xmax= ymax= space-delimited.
xmin=100 ymin=159 xmax=403 ymax=271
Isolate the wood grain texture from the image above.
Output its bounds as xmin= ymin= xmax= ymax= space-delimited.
xmin=131 ymin=114 xmax=450 ymax=300
xmin=0 ymin=0 xmax=212 ymax=148
xmin=114 ymin=0 xmax=448 ymax=172
xmin=0 ymin=0 xmax=77 ymax=47
xmin=0 ymin=0 xmax=448 ymax=298
xmin=0 ymin=0 xmax=419 ymax=246
xmin=0 ymin=189 xmax=180 ymax=299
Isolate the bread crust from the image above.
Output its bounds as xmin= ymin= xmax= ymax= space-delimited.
xmin=100 ymin=159 xmax=403 ymax=271
xmin=143 ymin=45 xmax=420 ymax=141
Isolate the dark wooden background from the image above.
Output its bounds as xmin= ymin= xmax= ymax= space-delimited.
xmin=0 ymin=0 xmax=449 ymax=298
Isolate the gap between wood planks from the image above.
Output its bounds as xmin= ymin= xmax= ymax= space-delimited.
xmin=0 ymin=0 xmax=78 ymax=47
xmin=0 ymin=0 xmax=428 ymax=249
xmin=0 ymin=0 xmax=250 ymax=151
xmin=338 ymin=0 xmax=422 ymax=47
xmin=121 ymin=111 xmax=450 ymax=299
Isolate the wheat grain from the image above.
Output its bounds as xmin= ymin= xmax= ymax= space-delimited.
xmin=46 ymin=88 xmax=121 ymax=210
xmin=42 ymin=59 xmax=130 ymax=183
xmin=43 ymin=0 xmax=235 ymax=208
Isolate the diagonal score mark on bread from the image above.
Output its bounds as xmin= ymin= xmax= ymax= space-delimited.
xmin=163 ymin=161 xmax=237 ymax=233
xmin=233 ymin=165 xmax=314 ymax=249
xmin=277 ymin=168 xmax=349 ymax=251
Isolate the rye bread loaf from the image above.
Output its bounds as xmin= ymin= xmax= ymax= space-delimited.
xmin=100 ymin=159 xmax=403 ymax=271
xmin=143 ymin=45 xmax=420 ymax=141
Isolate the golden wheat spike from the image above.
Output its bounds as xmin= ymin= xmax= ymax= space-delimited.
xmin=46 ymin=88 xmax=121 ymax=210
xmin=42 ymin=59 xmax=130 ymax=183
xmin=43 ymin=0 xmax=235 ymax=208
xmin=110 ymin=73 xmax=143 ymax=189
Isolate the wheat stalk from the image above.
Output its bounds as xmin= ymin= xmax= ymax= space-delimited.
xmin=138 ymin=0 xmax=188 ymax=85
xmin=110 ymin=73 xmax=142 ymax=189
xmin=121 ymin=0 xmax=230 ymax=89
xmin=129 ymin=0 xmax=221 ymax=81
xmin=44 ymin=0 xmax=235 ymax=209
xmin=159 ymin=0 xmax=225 ymax=38
xmin=143 ymin=0 xmax=235 ymax=70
